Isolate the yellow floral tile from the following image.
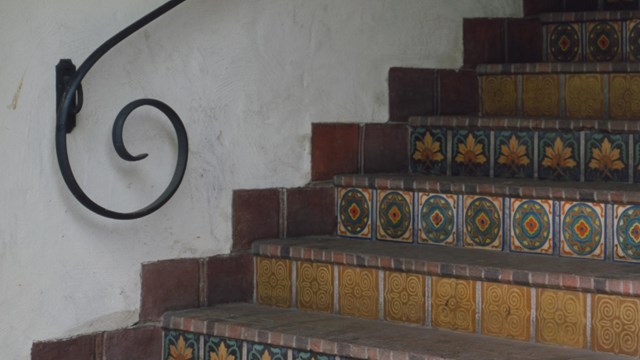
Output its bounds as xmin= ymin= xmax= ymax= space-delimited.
xmin=256 ymin=257 xmax=292 ymax=308
xmin=592 ymin=294 xmax=640 ymax=357
xmin=418 ymin=193 xmax=456 ymax=246
xmin=510 ymin=198 xmax=553 ymax=254
xmin=536 ymin=289 xmax=587 ymax=349
xmin=565 ymin=74 xmax=604 ymax=118
xmin=481 ymin=282 xmax=531 ymax=341
xmin=609 ymin=74 xmax=640 ymax=119
xmin=464 ymin=196 xmax=503 ymax=251
xmin=431 ymin=276 xmax=476 ymax=332
xmin=339 ymin=266 xmax=379 ymax=319
xmin=560 ymin=202 xmax=605 ymax=260
xmin=338 ymin=187 xmax=373 ymax=239
xmin=384 ymin=271 xmax=425 ymax=325
xmin=481 ymin=75 xmax=517 ymax=116
xmin=522 ymin=75 xmax=560 ymax=117
xmin=377 ymin=190 xmax=413 ymax=242
xmin=296 ymin=261 xmax=334 ymax=313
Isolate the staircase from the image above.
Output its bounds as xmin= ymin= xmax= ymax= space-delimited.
xmin=32 ymin=1 xmax=640 ymax=359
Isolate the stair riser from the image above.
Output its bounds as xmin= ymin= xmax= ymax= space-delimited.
xmin=253 ymin=256 xmax=640 ymax=357
xmin=480 ymin=73 xmax=640 ymax=119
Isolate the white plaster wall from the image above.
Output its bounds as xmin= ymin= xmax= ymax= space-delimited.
xmin=0 ymin=0 xmax=521 ymax=358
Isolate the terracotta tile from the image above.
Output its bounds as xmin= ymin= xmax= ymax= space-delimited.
xmin=256 ymin=257 xmax=292 ymax=307
xmin=140 ymin=258 xmax=200 ymax=322
xmin=592 ymin=294 xmax=640 ymax=356
xmin=286 ymin=186 xmax=335 ymax=237
xmin=31 ymin=334 xmax=96 ymax=360
xmin=464 ymin=18 xmax=505 ymax=67
xmin=338 ymin=266 xmax=379 ymax=319
xmin=384 ymin=271 xmax=425 ymax=325
xmin=205 ymin=253 xmax=253 ymax=306
xmin=506 ymin=18 xmax=543 ymax=63
xmin=536 ymin=289 xmax=587 ymax=349
xmin=431 ymin=277 xmax=476 ymax=332
xmin=232 ymin=188 xmax=280 ymax=251
xmin=104 ymin=326 xmax=161 ymax=360
xmin=296 ymin=261 xmax=334 ymax=313
xmin=523 ymin=0 xmax=562 ymax=17
xmin=481 ymin=282 xmax=531 ymax=341
xmin=438 ymin=70 xmax=479 ymax=115
xmin=565 ymin=0 xmax=598 ymax=10
xmin=311 ymin=123 xmax=360 ymax=181
xmin=363 ymin=124 xmax=409 ymax=173
xmin=388 ymin=67 xmax=436 ymax=122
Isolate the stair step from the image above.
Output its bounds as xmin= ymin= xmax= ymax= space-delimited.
xmin=477 ymin=62 xmax=640 ymax=74
xmin=163 ymin=303 xmax=623 ymax=360
xmin=540 ymin=10 xmax=640 ymax=23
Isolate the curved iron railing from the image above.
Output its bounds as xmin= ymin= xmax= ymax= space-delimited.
xmin=56 ymin=0 xmax=188 ymax=220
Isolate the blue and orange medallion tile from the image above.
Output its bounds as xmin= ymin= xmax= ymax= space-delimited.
xmin=464 ymin=196 xmax=503 ymax=251
xmin=629 ymin=19 xmax=640 ymax=61
xmin=418 ymin=193 xmax=456 ymax=246
xmin=585 ymin=133 xmax=629 ymax=182
xmin=586 ymin=21 xmax=622 ymax=62
xmin=494 ymin=131 xmax=534 ymax=178
xmin=410 ymin=128 xmax=447 ymax=175
xmin=337 ymin=188 xmax=373 ymax=239
xmin=560 ymin=202 xmax=605 ymax=260
xmin=205 ymin=336 xmax=242 ymax=360
xmin=292 ymin=350 xmax=336 ymax=360
xmin=614 ymin=205 xmax=640 ymax=263
xmin=538 ymin=132 xmax=580 ymax=181
xmin=246 ymin=342 xmax=287 ymax=360
xmin=510 ymin=199 xmax=553 ymax=255
xmin=452 ymin=130 xmax=490 ymax=177
xmin=164 ymin=331 xmax=199 ymax=360
xmin=377 ymin=190 xmax=413 ymax=242
xmin=548 ymin=23 xmax=581 ymax=62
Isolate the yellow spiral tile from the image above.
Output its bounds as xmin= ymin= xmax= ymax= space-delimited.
xmin=536 ymin=289 xmax=587 ymax=349
xmin=481 ymin=282 xmax=531 ymax=341
xmin=565 ymin=74 xmax=604 ymax=118
xmin=592 ymin=294 xmax=640 ymax=357
xmin=431 ymin=276 xmax=476 ymax=332
xmin=523 ymin=75 xmax=560 ymax=117
xmin=256 ymin=257 xmax=292 ymax=308
xmin=296 ymin=261 xmax=334 ymax=313
xmin=481 ymin=75 xmax=517 ymax=116
xmin=609 ymin=74 xmax=640 ymax=119
xmin=339 ymin=266 xmax=379 ymax=320
xmin=383 ymin=271 xmax=425 ymax=325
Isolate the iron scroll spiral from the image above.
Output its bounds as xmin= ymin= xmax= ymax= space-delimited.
xmin=56 ymin=0 xmax=188 ymax=220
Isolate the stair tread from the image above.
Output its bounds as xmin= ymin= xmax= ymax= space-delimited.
xmin=254 ymin=237 xmax=640 ymax=296
xmin=540 ymin=10 xmax=640 ymax=23
xmin=164 ymin=303 xmax=625 ymax=360
xmin=335 ymin=174 xmax=640 ymax=205
xmin=476 ymin=62 xmax=640 ymax=74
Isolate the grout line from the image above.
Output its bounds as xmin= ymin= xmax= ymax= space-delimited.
xmin=629 ymin=133 xmax=634 ymax=184
xmin=253 ymin=257 xmax=258 ymax=304
xmin=280 ymin=188 xmax=288 ymax=239
xmin=559 ymin=74 xmax=566 ymax=118
xmin=586 ymin=293 xmax=592 ymax=351
xmin=490 ymin=131 xmax=495 ymax=178
xmin=334 ymin=264 xmax=339 ymax=314
xmin=580 ymin=131 xmax=586 ymax=182
xmin=359 ymin=124 xmax=366 ymax=174
xmin=379 ymin=269 xmax=385 ymax=321
xmin=242 ymin=341 xmax=248 ymax=360
xmin=603 ymin=74 xmax=610 ymax=120
xmin=517 ymin=74 xmax=523 ymax=117
xmin=534 ymin=131 xmax=539 ymax=179
xmin=96 ymin=332 xmax=105 ymax=360
xmin=530 ymin=287 xmax=536 ymax=343
xmin=425 ymin=275 xmax=432 ymax=328
xmin=476 ymin=281 xmax=482 ymax=334
xmin=446 ymin=130 xmax=453 ymax=177
xmin=436 ymin=70 xmax=442 ymax=115
xmin=291 ymin=260 xmax=297 ymax=309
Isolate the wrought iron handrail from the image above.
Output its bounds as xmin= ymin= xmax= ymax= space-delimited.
xmin=56 ymin=0 xmax=188 ymax=220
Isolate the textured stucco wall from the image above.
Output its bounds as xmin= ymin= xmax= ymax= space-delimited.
xmin=0 ymin=0 xmax=521 ymax=358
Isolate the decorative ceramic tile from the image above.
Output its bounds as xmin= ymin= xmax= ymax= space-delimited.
xmin=338 ymin=266 xmax=379 ymax=319
xmin=164 ymin=331 xmax=199 ymax=360
xmin=614 ymin=205 xmax=640 ymax=262
xmin=587 ymin=21 xmax=622 ymax=61
xmin=247 ymin=342 xmax=287 ymax=360
xmin=481 ymin=282 xmax=531 ymax=341
xmin=536 ymin=289 xmax=587 ymax=349
xmin=205 ymin=336 xmax=242 ymax=360
xmin=296 ymin=261 xmax=334 ymax=312
xmin=384 ymin=271 xmax=425 ymax=325
xmin=464 ymin=196 xmax=503 ymax=250
xmin=629 ymin=19 xmax=640 ymax=61
xmin=585 ymin=133 xmax=629 ymax=182
xmin=609 ymin=74 xmax=640 ymax=118
xmin=376 ymin=190 xmax=413 ymax=242
xmin=592 ymin=294 xmax=640 ymax=357
xmin=256 ymin=257 xmax=292 ymax=308
xmin=538 ymin=132 xmax=580 ymax=181
xmin=510 ymin=198 xmax=553 ymax=254
xmin=418 ymin=193 xmax=456 ymax=246
xmin=337 ymin=188 xmax=373 ymax=239
xmin=635 ymin=134 xmax=640 ymax=182
xmin=481 ymin=75 xmax=517 ymax=116
xmin=410 ymin=128 xmax=447 ymax=175
xmin=560 ymin=202 xmax=605 ymax=259
xmin=565 ymin=74 xmax=604 ymax=118
xmin=292 ymin=350 xmax=336 ymax=360
xmin=431 ymin=276 xmax=477 ymax=333
xmin=522 ymin=75 xmax=560 ymax=117
xmin=494 ymin=131 xmax=534 ymax=178
xmin=451 ymin=130 xmax=490 ymax=177
xmin=548 ymin=23 xmax=581 ymax=62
